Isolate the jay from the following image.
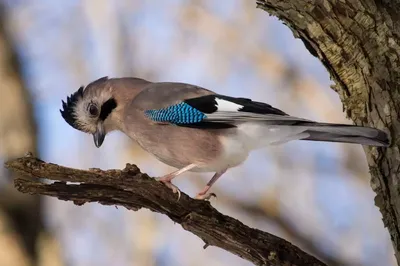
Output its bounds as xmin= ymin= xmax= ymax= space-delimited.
xmin=60 ymin=77 xmax=389 ymax=199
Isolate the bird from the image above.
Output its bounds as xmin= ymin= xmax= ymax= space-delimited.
xmin=60 ymin=76 xmax=389 ymax=200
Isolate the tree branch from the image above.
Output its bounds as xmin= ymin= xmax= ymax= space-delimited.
xmin=5 ymin=156 xmax=326 ymax=266
xmin=215 ymin=192 xmax=346 ymax=266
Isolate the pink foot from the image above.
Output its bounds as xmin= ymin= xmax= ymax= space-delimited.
xmin=158 ymin=176 xmax=181 ymax=200
xmin=195 ymin=191 xmax=217 ymax=200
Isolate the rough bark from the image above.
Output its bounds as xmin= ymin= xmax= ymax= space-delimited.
xmin=216 ymin=193 xmax=346 ymax=266
xmin=255 ymin=0 xmax=400 ymax=263
xmin=5 ymin=156 xmax=326 ymax=266
xmin=0 ymin=4 xmax=42 ymax=265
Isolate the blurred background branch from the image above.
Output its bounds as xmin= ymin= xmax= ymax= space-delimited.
xmin=0 ymin=3 xmax=44 ymax=266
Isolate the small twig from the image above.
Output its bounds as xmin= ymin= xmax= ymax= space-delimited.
xmin=5 ymin=156 xmax=326 ymax=266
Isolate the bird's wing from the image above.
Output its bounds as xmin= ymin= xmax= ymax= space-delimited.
xmin=131 ymin=82 xmax=215 ymax=109
xmin=143 ymin=93 xmax=313 ymax=127
xmin=142 ymin=92 xmax=389 ymax=146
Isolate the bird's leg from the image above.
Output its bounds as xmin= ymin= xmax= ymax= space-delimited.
xmin=195 ymin=169 xmax=227 ymax=200
xmin=158 ymin=163 xmax=197 ymax=200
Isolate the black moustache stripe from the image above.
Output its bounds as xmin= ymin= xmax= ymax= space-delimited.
xmin=99 ymin=98 xmax=117 ymax=121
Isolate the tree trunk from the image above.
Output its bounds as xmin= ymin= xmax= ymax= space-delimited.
xmin=0 ymin=4 xmax=43 ymax=266
xmin=256 ymin=0 xmax=400 ymax=263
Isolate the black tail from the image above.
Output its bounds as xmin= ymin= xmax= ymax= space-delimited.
xmin=299 ymin=123 xmax=389 ymax=147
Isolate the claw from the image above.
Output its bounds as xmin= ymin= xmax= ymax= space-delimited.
xmin=155 ymin=164 xmax=198 ymax=201
xmin=195 ymin=192 xmax=217 ymax=201
xmin=158 ymin=178 xmax=181 ymax=201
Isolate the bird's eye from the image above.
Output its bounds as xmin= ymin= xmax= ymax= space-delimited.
xmin=88 ymin=104 xmax=99 ymax=117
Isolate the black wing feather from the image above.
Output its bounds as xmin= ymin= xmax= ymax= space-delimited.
xmin=184 ymin=94 xmax=287 ymax=116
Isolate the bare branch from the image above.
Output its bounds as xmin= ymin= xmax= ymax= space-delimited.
xmin=211 ymin=191 xmax=347 ymax=266
xmin=5 ymin=156 xmax=326 ymax=266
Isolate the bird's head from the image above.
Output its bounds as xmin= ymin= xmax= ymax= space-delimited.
xmin=60 ymin=76 xmax=118 ymax=148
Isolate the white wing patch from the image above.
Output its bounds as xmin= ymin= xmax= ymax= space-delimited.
xmin=215 ymin=98 xmax=242 ymax=112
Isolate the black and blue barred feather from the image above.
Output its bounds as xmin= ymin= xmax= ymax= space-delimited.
xmin=144 ymin=102 xmax=206 ymax=124
xmin=144 ymin=94 xmax=287 ymax=125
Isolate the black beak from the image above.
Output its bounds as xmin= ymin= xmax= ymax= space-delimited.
xmin=93 ymin=124 xmax=105 ymax=148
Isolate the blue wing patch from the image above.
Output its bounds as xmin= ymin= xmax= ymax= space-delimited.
xmin=144 ymin=102 xmax=206 ymax=124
